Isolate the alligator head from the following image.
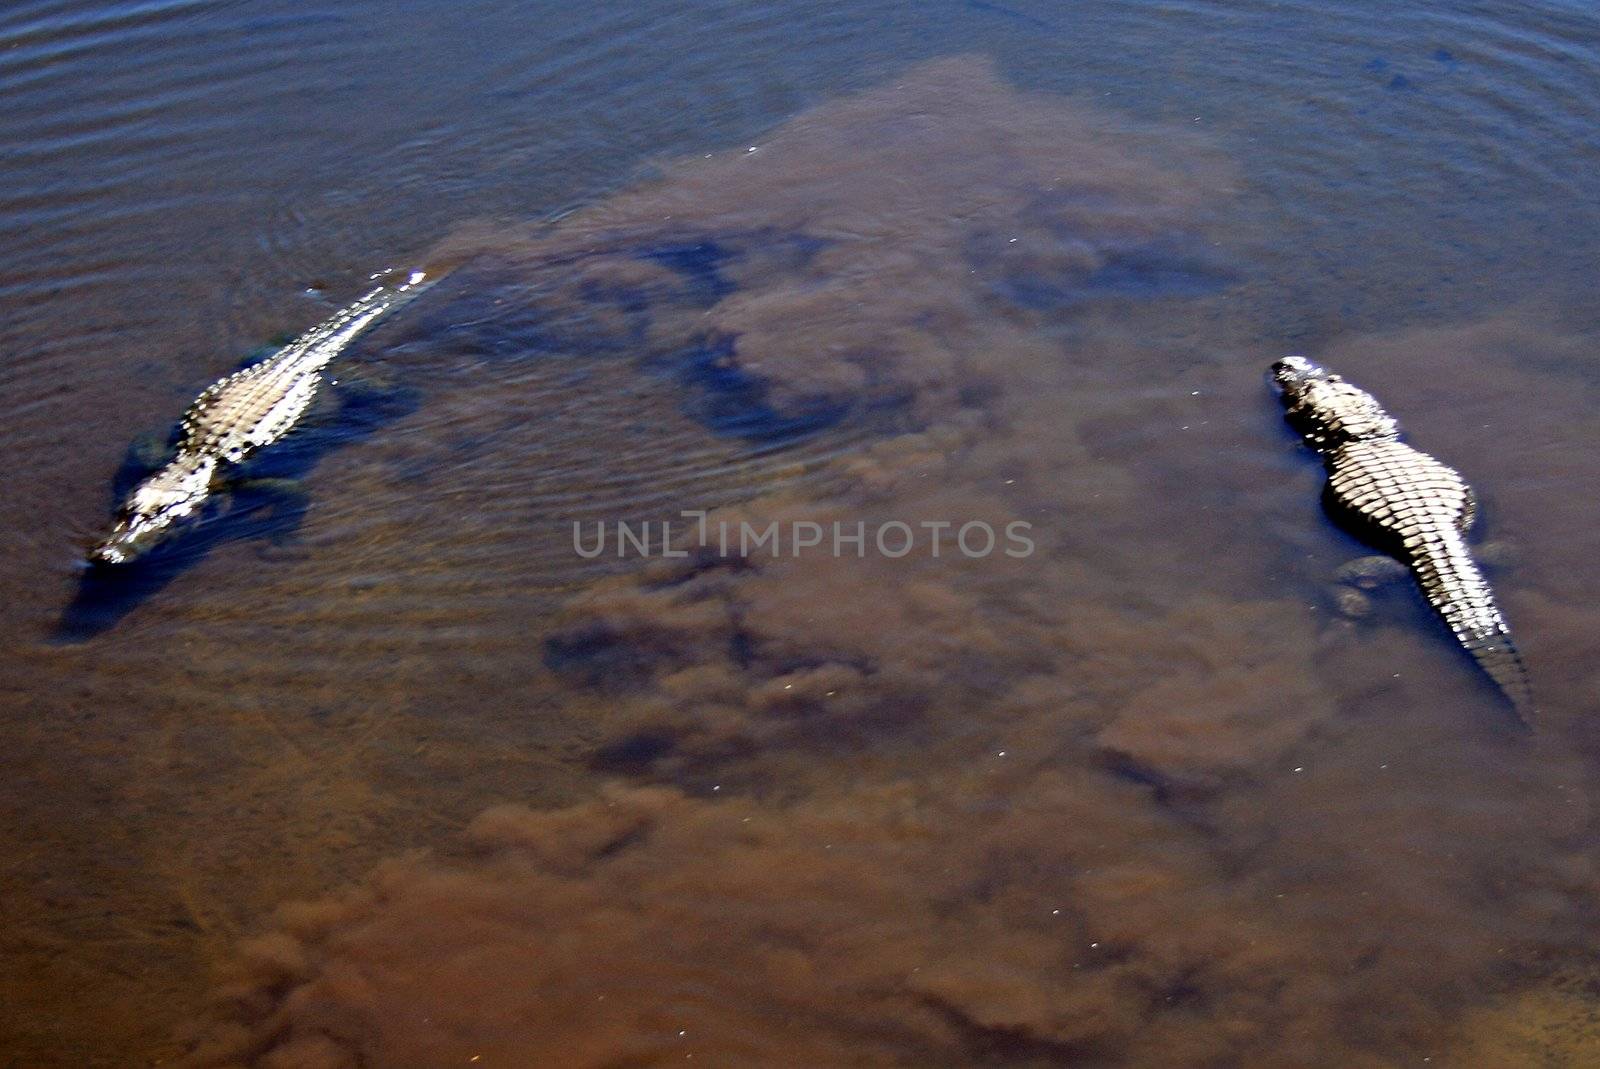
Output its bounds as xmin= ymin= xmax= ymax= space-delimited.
xmin=91 ymin=453 xmax=217 ymax=565
xmin=1270 ymin=355 xmax=1399 ymax=448
xmin=1268 ymin=354 xmax=1327 ymax=394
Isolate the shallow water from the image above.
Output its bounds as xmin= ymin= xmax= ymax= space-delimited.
xmin=2 ymin=2 xmax=1599 ymax=1066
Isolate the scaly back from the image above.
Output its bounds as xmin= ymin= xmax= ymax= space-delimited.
xmin=181 ymin=272 xmax=432 ymax=464
xmin=1269 ymin=355 xmax=1534 ymax=720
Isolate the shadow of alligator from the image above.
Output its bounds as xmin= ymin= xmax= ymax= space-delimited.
xmin=53 ymin=372 xmax=419 ymax=641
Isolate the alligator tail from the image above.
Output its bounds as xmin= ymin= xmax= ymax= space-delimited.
xmin=1411 ymin=527 xmax=1535 ymax=720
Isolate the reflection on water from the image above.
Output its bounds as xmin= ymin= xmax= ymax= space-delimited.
xmin=1 ymin=1 xmax=1599 ymax=1067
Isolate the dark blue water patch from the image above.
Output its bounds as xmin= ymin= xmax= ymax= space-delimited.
xmin=966 ymin=0 xmax=1058 ymax=33
xmin=305 ymin=235 xmax=860 ymax=451
xmin=400 ymin=242 xmax=735 ymax=362
xmin=349 ymin=230 xmax=859 ymax=447
xmin=653 ymin=334 xmax=851 ymax=444
xmin=588 ymin=729 xmax=678 ymax=775
xmin=237 ymin=11 xmax=349 ymax=33
xmin=974 ymin=237 xmax=1235 ymax=312
xmin=54 ymin=374 xmax=420 ymax=640
xmin=636 ymin=237 xmax=737 ymax=304
xmin=1080 ymin=243 xmax=1237 ymax=300
xmin=713 ymin=230 xmax=833 ymax=292
xmin=543 ymin=621 xmax=665 ymax=687
xmin=405 ymin=266 xmax=656 ymax=361
xmin=728 ymin=626 xmax=757 ymax=670
xmin=395 ymin=232 xmax=832 ymax=370
xmin=638 ymin=550 xmax=753 ymax=592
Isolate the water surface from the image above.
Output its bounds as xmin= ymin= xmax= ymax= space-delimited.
xmin=1 ymin=2 xmax=1598 ymax=1066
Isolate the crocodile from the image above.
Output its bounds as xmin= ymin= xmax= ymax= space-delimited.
xmin=1269 ymin=355 xmax=1533 ymax=718
xmin=90 ymin=269 xmax=435 ymax=565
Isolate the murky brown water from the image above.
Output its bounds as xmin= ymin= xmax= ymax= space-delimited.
xmin=3 ymin=2 xmax=1600 ymax=1066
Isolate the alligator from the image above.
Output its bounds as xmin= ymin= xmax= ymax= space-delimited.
xmin=1269 ymin=355 xmax=1533 ymax=719
xmin=90 ymin=269 xmax=435 ymax=565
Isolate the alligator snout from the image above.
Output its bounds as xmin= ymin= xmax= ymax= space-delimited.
xmin=91 ymin=525 xmax=149 ymax=566
xmin=89 ymin=455 xmax=217 ymax=565
xmin=91 ymin=507 xmax=188 ymax=566
xmin=1268 ymin=355 xmax=1327 ymax=394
